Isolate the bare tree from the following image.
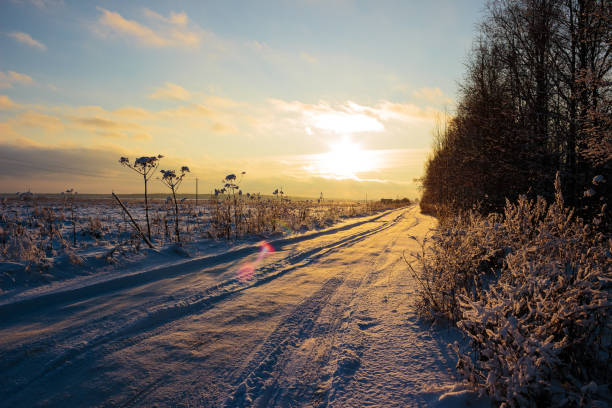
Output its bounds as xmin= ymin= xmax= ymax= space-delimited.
xmin=420 ymin=0 xmax=611 ymax=222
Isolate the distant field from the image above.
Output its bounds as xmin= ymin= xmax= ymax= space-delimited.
xmin=0 ymin=194 xmax=409 ymax=292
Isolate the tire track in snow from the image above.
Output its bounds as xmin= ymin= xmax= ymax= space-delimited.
xmin=224 ymin=275 xmax=347 ymax=408
xmin=0 ymin=209 xmax=408 ymax=378
xmin=223 ymin=209 xmax=418 ymax=407
xmin=113 ymin=208 xmax=414 ymax=407
xmin=1 ymin=208 xmax=412 ymax=402
xmin=0 ymin=208 xmax=402 ymax=319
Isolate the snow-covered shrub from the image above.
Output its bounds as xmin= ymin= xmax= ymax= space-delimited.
xmin=1 ymin=221 xmax=47 ymax=270
xmin=406 ymin=210 xmax=506 ymax=321
xmin=412 ymin=176 xmax=611 ymax=406
xmin=84 ymin=216 xmax=104 ymax=239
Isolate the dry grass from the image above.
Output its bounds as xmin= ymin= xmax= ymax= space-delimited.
xmin=407 ymin=176 xmax=611 ymax=406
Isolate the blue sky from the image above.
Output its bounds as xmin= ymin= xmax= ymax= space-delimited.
xmin=0 ymin=0 xmax=483 ymax=198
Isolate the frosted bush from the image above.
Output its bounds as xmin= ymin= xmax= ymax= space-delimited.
xmin=2 ymin=221 xmax=47 ymax=270
xmin=411 ymin=176 xmax=611 ymax=406
xmin=406 ymin=210 xmax=507 ymax=321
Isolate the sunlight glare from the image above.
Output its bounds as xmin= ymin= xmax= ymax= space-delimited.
xmin=310 ymin=138 xmax=380 ymax=180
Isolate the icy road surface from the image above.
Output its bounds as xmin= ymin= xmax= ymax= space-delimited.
xmin=0 ymin=206 xmax=488 ymax=407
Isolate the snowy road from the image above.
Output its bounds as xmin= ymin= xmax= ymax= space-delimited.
xmin=0 ymin=206 xmax=483 ymax=407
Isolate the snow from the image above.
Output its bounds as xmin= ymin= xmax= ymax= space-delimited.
xmin=0 ymin=206 xmax=490 ymax=407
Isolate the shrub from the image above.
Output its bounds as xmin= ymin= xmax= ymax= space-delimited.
xmin=409 ymin=176 xmax=612 ymax=406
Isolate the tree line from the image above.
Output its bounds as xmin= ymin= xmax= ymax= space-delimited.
xmin=420 ymin=0 xmax=611 ymax=225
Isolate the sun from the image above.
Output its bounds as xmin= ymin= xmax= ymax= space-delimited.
xmin=311 ymin=138 xmax=379 ymax=179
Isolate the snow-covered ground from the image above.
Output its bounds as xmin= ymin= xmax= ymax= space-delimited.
xmin=0 ymin=197 xmax=396 ymax=293
xmin=0 ymin=206 xmax=490 ymax=407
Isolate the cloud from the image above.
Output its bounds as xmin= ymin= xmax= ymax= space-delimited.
xmin=95 ymin=131 xmax=129 ymax=139
xmin=93 ymin=131 xmax=151 ymax=141
xmin=0 ymin=142 xmax=124 ymax=184
xmin=211 ymin=122 xmax=237 ymax=133
xmin=96 ymin=7 xmax=167 ymax=47
xmin=0 ymin=95 xmax=19 ymax=110
xmin=0 ymin=125 xmax=426 ymax=198
xmin=14 ymin=111 xmax=64 ymax=132
xmin=0 ymin=122 xmax=21 ymax=142
xmin=0 ymin=71 xmax=34 ymax=89
xmin=412 ymin=87 xmax=454 ymax=106
xmin=308 ymin=109 xmax=383 ymax=133
xmin=72 ymin=117 xmax=130 ymax=129
xmin=299 ymin=52 xmax=318 ymax=64
xmin=74 ymin=117 xmax=119 ymax=129
xmin=113 ymin=106 xmax=155 ymax=120
xmin=8 ymin=32 xmax=47 ymax=51
xmin=70 ymin=116 xmax=144 ymax=138
xmin=160 ymin=103 xmax=215 ymax=118
xmin=0 ymin=141 xmax=204 ymax=193
xmin=269 ymin=99 xmax=438 ymax=134
xmin=150 ymin=82 xmax=191 ymax=101
xmin=0 ymin=92 xmax=433 ymax=197
xmin=143 ymin=9 xmax=188 ymax=26
xmin=373 ymin=101 xmax=438 ymax=122
xmin=132 ymin=132 xmax=153 ymax=141
xmin=95 ymin=7 xmax=201 ymax=48
xmin=203 ymin=95 xmax=242 ymax=109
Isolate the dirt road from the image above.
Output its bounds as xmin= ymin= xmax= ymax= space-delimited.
xmin=0 ymin=206 xmax=483 ymax=407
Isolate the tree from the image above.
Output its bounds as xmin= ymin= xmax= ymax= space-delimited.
xmin=420 ymin=0 xmax=611 ymax=222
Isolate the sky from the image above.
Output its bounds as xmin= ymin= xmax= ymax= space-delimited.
xmin=0 ymin=0 xmax=484 ymax=199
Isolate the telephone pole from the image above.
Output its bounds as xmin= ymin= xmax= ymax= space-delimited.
xmin=195 ymin=178 xmax=199 ymax=207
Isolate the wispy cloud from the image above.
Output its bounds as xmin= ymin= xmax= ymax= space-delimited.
xmin=0 ymin=122 xmax=21 ymax=142
xmin=94 ymin=7 xmax=201 ymax=48
xmin=299 ymin=52 xmax=318 ymax=64
xmin=412 ymin=87 xmax=454 ymax=106
xmin=372 ymin=101 xmax=439 ymax=122
xmin=0 ymin=95 xmax=20 ymax=110
xmin=71 ymin=116 xmax=139 ymax=130
xmin=143 ymin=8 xmax=188 ymax=26
xmin=8 ymin=31 xmax=47 ymax=51
xmin=269 ymin=99 xmax=383 ymax=133
xmin=94 ymin=131 xmax=152 ymax=141
xmin=0 ymin=71 xmax=34 ymax=89
xmin=150 ymin=82 xmax=191 ymax=101
xmin=269 ymin=99 xmax=437 ymax=135
xmin=14 ymin=111 xmax=64 ymax=132
xmin=211 ymin=122 xmax=237 ymax=133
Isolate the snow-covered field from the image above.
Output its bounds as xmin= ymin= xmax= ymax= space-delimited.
xmin=0 ymin=196 xmax=397 ymax=293
xmin=0 ymin=206 xmax=490 ymax=407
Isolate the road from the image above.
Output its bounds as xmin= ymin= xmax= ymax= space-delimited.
xmin=0 ymin=206 xmax=474 ymax=407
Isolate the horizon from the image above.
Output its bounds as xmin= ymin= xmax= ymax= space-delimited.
xmin=0 ymin=190 xmax=415 ymax=202
xmin=0 ymin=0 xmax=484 ymax=199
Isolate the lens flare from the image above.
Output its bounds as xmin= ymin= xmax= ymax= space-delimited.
xmin=237 ymin=241 xmax=275 ymax=282
xmin=237 ymin=262 xmax=255 ymax=282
